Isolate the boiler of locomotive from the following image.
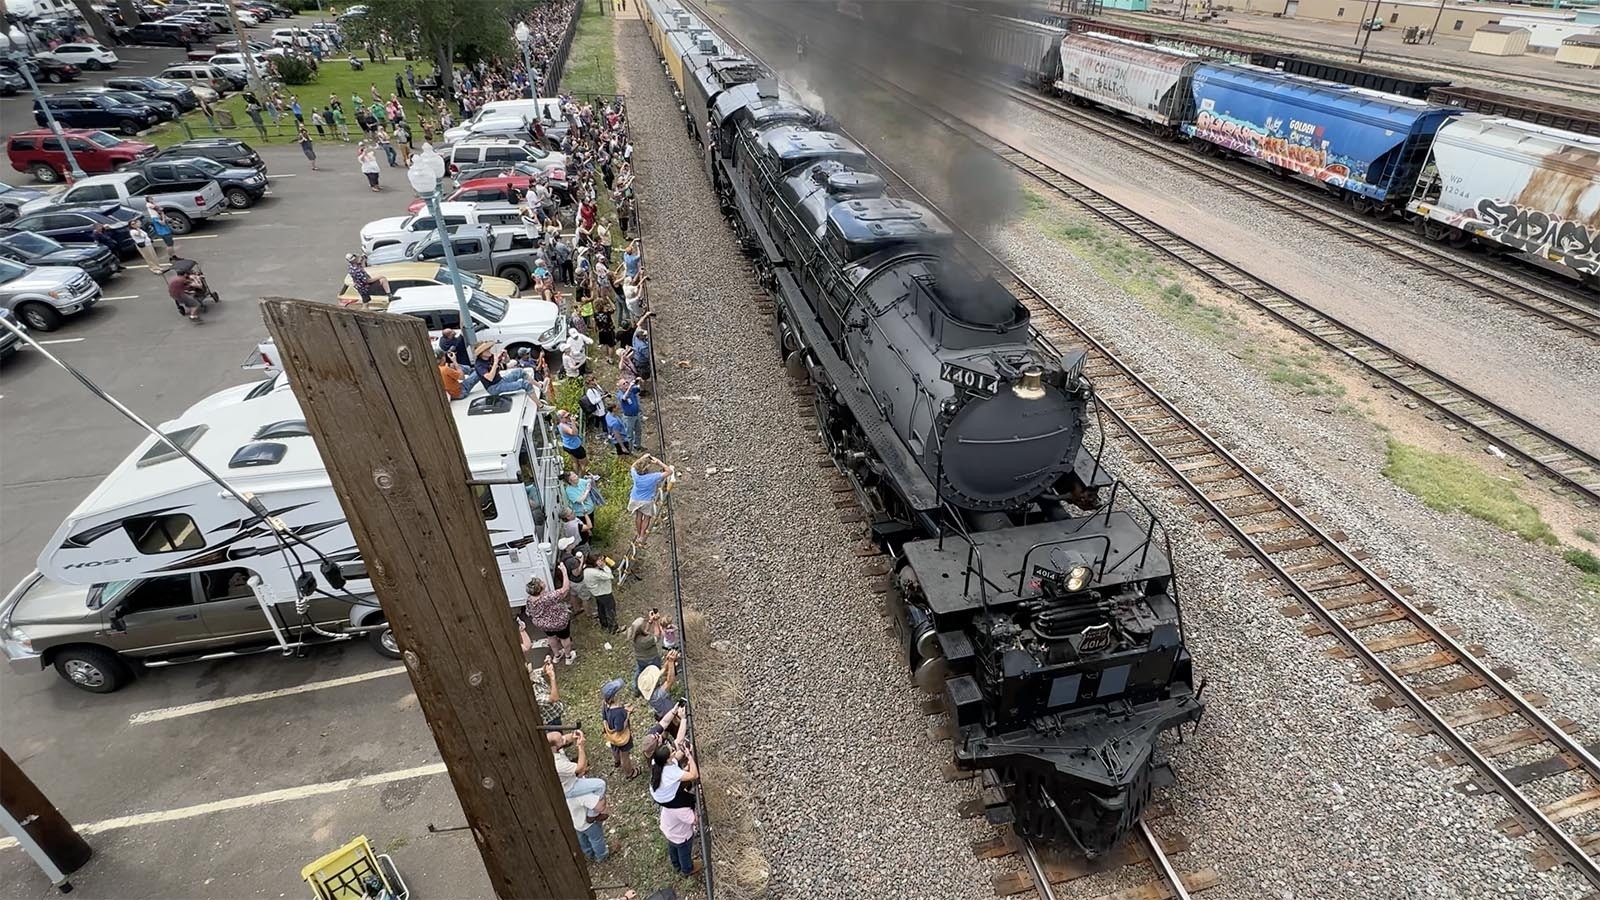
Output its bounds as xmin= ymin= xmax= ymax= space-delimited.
xmin=844 ymin=260 xmax=1091 ymax=512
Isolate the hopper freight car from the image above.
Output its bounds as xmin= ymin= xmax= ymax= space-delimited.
xmin=974 ymin=14 xmax=1064 ymax=84
xmin=1053 ymin=34 xmax=1201 ymax=134
xmin=1409 ymin=116 xmax=1600 ymax=283
xmin=1185 ymin=65 xmax=1455 ymax=206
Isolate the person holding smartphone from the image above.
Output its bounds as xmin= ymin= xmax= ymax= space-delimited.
xmin=472 ymin=341 xmax=538 ymax=398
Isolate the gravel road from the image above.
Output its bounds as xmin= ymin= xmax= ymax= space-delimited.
xmin=617 ymin=15 xmax=1008 ymax=899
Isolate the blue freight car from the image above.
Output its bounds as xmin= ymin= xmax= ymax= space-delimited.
xmin=1184 ymin=64 xmax=1456 ymax=205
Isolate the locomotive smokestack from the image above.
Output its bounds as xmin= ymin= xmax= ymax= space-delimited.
xmin=1012 ymin=366 xmax=1046 ymax=400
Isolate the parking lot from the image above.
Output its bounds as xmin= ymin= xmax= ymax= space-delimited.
xmin=1 ymin=32 xmax=498 ymax=900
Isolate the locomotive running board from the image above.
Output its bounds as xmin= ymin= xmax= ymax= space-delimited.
xmin=773 ymin=266 xmax=941 ymax=514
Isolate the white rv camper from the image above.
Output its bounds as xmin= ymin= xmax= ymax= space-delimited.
xmin=1 ymin=378 xmax=563 ymax=692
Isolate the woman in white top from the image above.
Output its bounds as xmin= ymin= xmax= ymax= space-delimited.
xmin=128 ymin=219 xmax=165 ymax=273
xmin=357 ymin=144 xmax=380 ymax=191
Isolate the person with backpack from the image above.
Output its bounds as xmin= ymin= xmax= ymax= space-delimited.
xmin=600 ymin=679 xmax=637 ymax=778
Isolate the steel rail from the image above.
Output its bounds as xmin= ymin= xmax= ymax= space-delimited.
xmin=1139 ymin=819 xmax=1193 ymax=900
xmin=685 ymin=3 xmax=1600 ymax=888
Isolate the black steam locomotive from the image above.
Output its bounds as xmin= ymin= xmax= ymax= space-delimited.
xmin=650 ymin=9 xmax=1205 ymax=857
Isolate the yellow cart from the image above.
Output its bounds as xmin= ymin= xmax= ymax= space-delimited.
xmin=302 ymin=836 xmax=410 ymax=900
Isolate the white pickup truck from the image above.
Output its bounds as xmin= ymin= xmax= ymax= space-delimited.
xmin=358 ymin=201 xmax=523 ymax=252
xmin=22 ymin=171 xmax=227 ymax=234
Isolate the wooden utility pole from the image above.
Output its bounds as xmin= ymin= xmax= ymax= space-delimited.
xmin=261 ymin=299 xmax=591 ymax=900
xmin=0 ymin=750 xmax=92 ymax=891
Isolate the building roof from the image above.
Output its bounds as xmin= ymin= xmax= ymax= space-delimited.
xmin=1478 ymin=24 xmax=1530 ymax=33
xmin=1563 ymin=33 xmax=1600 ymax=45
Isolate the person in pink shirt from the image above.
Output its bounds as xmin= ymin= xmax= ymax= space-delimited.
xmin=651 ymin=738 xmax=699 ymax=876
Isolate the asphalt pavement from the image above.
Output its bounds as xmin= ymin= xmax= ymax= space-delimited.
xmin=0 ymin=45 xmax=498 ymax=897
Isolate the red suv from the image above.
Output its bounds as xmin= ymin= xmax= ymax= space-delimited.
xmin=6 ymin=129 xmax=157 ymax=184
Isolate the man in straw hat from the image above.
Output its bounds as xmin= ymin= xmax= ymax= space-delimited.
xmin=635 ymin=649 xmax=681 ymax=718
xmin=472 ymin=340 xmax=540 ymax=398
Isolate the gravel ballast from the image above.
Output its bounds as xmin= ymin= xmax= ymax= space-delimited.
xmin=617 ymin=15 xmax=1008 ymax=899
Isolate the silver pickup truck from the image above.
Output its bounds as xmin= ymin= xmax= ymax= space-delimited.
xmin=0 ymin=256 xmax=102 ymax=331
xmin=20 ymin=171 xmax=227 ymax=234
xmin=364 ymin=224 xmax=547 ymax=289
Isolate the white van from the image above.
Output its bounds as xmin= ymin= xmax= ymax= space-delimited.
xmin=447 ymin=98 xmax=567 ymax=147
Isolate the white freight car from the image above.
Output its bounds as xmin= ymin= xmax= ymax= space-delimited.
xmin=1408 ymin=114 xmax=1600 ymax=285
xmin=1054 ymin=33 xmax=1202 ymax=132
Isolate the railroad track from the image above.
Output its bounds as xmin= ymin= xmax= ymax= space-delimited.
xmin=686 ymin=2 xmax=1600 ymax=891
xmin=983 ymin=79 xmax=1600 ymax=341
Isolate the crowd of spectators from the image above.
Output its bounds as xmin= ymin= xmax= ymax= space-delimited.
xmin=415 ymin=2 xmax=703 ymax=888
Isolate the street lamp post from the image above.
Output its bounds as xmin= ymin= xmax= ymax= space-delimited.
xmin=407 ymin=145 xmax=475 ymax=346
xmin=9 ymin=53 xmax=85 ymax=182
xmin=514 ymin=21 xmax=536 ymax=99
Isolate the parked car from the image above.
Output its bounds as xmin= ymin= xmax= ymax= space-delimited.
xmin=64 ymin=87 xmax=180 ymax=122
xmin=103 ymin=76 xmax=200 ymax=111
xmin=270 ymin=27 xmax=312 ymax=47
xmin=0 ymin=183 xmax=50 ymax=226
xmin=136 ymin=155 xmax=267 ymax=209
xmin=121 ymin=21 xmax=201 ymax=46
xmin=336 ymin=262 xmax=520 ymax=306
xmin=444 ymin=139 xmax=567 ymax=178
xmin=1 ymin=56 xmax=79 ymax=84
xmin=6 ymin=129 xmax=157 ymax=184
xmin=0 ymin=69 xmax=24 ymax=97
xmin=358 ymin=201 xmax=523 ymax=252
xmin=4 ymin=204 xmax=141 ymax=259
xmin=0 ymin=256 xmax=103 ymax=331
xmin=0 ymin=231 xmax=122 ymax=282
xmin=159 ymin=63 xmax=233 ymax=95
xmin=366 ymin=225 xmax=547 ymax=290
xmin=26 ymin=172 xmax=226 ymax=234
xmin=388 ymin=284 xmax=566 ymax=356
xmin=0 ymin=309 xmax=23 ymax=362
xmin=34 ymin=94 xmax=163 ymax=136
xmin=37 ymin=43 xmax=119 ymax=70
xmin=153 ymin=138 xmax=264 ymax=171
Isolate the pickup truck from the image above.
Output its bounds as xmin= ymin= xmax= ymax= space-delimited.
xmin=364 ymin=225 xmax=545 ymax=289
xmin=21 ymin=170 xmax=226 ymax=233
xmin=0 ymin=256 xmax=103 ymax=331
xmin=358 ymin=201 xmax=522 ymax=252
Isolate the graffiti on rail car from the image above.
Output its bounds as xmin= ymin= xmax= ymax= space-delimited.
xmin=1460 ymin=199 xmax=1600 ymax=276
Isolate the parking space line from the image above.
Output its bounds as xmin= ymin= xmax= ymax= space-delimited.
xmin=36 ymin=338 xmax=85 ymax=345
xmin=0 ymin=762 xmax=447 ymax=850
xmin=101 ymin=294 xmax=140 ymax=301
xmin=129 ymin=666 xmax=407 ymax=725
xmin=174 ymin=234 xmax=219 ymax=241
xmin=269 ymin=174 xmax=297 ymax=178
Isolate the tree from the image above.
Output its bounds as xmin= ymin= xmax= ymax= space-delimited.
xmin=363 ymin=0 xmax=519 ymax=98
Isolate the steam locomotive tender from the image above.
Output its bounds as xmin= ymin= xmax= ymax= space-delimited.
xmin=661 ymin=16 xmax=1205 ymax=855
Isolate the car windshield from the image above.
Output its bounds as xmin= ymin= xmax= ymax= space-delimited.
xmin=86 ymin=131 xmax=121 ymax=148
xmin=0 ymin=258 xmax=32 ymax=281
xmin=187 ymin=157 xmax=226 ymax=175
xmin=4 ymin=232 xmax=61 ymax=253
xmin=441 ymin=269 xmax=483 ymax=290
xmin=468 ymin=289 xmax=508 ymax=323
xmin=149 ymin=78 xmax=182 ymax=90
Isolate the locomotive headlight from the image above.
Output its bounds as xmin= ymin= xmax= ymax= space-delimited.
xmin=1066 ymin=565 xmax=1092 ymax=593
xmin=1012 ymin=366 xmax=1046 ymax=400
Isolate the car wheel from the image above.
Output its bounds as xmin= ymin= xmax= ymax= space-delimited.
xmin=163 ymin=210 xmax=193 ymax=235
xmin=500 ymin=267 xmax=530 ymax=290
xmin=18 ymin=302 xmax=63 ymax=332
xmin=118 ymin=119 xmax=141 ymax=136
xmin=29 ymin=163 xmax=60 ymax=183
xmin=506 ymin=342 xmax=534 ymax=359
xmin=86 ymin=59 xmax=105 ymax=70
xmin=224 ymin=187 xmax=252 ymax=209
xmin=368 ymin=618 xmax=401 ymax=658
xmin=51 ymin=646 xmax=130 ymax=693
xmin=47 ymin=72 xmax=63 ymax=84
